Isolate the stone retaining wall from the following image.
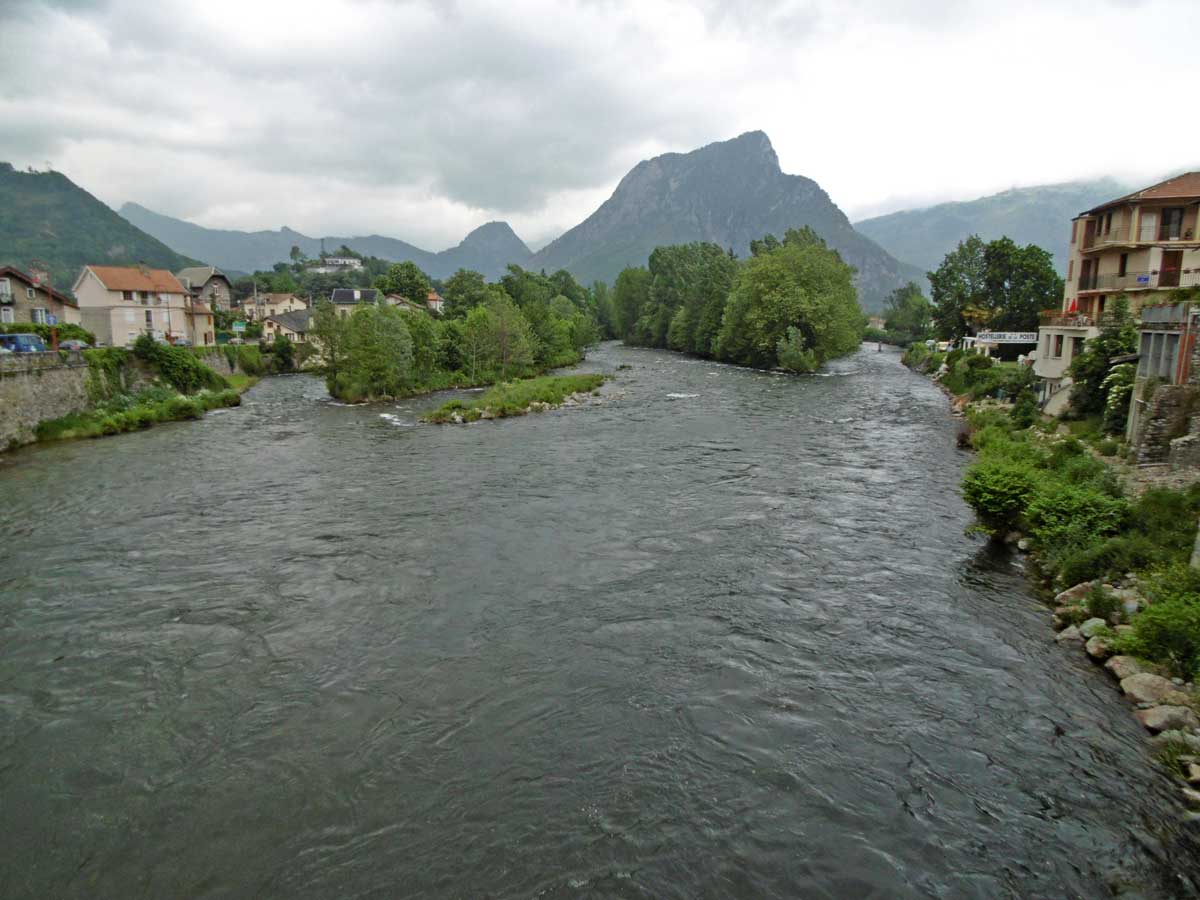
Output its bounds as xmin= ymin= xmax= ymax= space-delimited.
xmin=0 ymin=352 xmax=93 ymax=450
xmin=1134 ymin=384 xmax=1200 ymax=466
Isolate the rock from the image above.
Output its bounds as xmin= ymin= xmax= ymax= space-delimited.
xmin=1175 ymin=678 xmax=1186 ymax=686
xmin=1184 ymin=788 xmax=1200 ymax=807
xmin=1153 ymin=730 xmax=1200 ymax=751
xmin=1105 ymin=656 xmax=1145 ymax=681
xmin=1135 ymin=706 xmax=1200 ymax=734
xmin=1055 ymin=582 xmax=1094 ymax=605
xmin=1121 ymin=673 xmax=1177 ymax=704
xmin=1055 ymin=625 xmax=1083 ymax=645
xmin=1003 ymin=531 xmax=1021 ymax=545
xmin=1188 ymin=763 xmax=1200 ymax=785
xmin=1080 ymin=618 xmax=1108 ymax=638
xmin=1122 ymin=600 xmax=1141 ymax=618
xmin=1163 ymin=691 xmax=1194 ymax=707
xmin=1085 ymin=636 xmax=1112 ymax=660
xmin=1017 ymin=538 xmax=1031 ymax=552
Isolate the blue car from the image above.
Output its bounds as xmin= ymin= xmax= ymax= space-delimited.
xmin=0 ymin=333 xmax=48 ymax=353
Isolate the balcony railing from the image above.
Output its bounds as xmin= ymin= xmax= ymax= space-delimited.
xmin=1040 ymin=312 xmax=1096 ymax=328
xmin=1082 ymin=221 xmax=1198 ymax=248
xmin=1082 ymin=225 xmax=1130 ymax=249
xmin=1078 ymin=270 xmax=1200 ymax=292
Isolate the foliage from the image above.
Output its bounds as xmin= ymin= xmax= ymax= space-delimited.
xmin=424 ymin=374 xmax=607 ymax=423
xmin=271 ymin=335 xmax=295 ymax=373
xmin=1086 ymin=584 xmax=1121 ymax=621
xmin=131 ymin=335 xmax=227 ymax=393
xmin=1068 ymin=296 xmax=1137 ymax=428
xmin=929 ymin=235 xmax=1063 ymax=339
xmin=376 ymin=261 xmax=432 ymax=305
xmin=236 ymin=345 xmax=266 ymax=376
xmin=1113 ymin=568 xmax=1200 ymax=679
xmin=442 ymin=268 xmax=491 ymax=318
xmin=714 ymin=228 xmax=862 ymax=370
xmin=961 ymin=460 xmax=1039 ymax=534
xmin=34 ymin=386 xmax=240 ymax=442
xmin=330 ymin=304 xmax=414 ymax=402
xmin=881 ymin=282 xmax=933 ymax=344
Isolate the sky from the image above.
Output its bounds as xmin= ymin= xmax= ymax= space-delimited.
xmin=2 ymin=0 xmax=1197 ymax=251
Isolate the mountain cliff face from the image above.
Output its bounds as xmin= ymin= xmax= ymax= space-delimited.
xmin=0 ymin=164 xmax=196 ymax=291
xmin=118 ymin=204 xmax=532 ymax=280
xmin=854 ymin=178 xmax=1130 ymax=276
xmin=528 ymin=131 xmax=923 ymax=310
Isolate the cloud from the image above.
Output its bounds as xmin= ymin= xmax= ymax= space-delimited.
xmin=0 ymin=0 xmax=1197 ymax=249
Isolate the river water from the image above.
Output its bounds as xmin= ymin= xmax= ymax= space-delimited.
xmin=2 ymin=342 xmax=1198 ymax=899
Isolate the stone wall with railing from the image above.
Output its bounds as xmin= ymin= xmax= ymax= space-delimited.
xmin=0 ymin=352 xmax=93 ymax=450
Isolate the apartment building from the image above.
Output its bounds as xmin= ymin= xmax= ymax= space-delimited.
xmin=1035 ymin=172 xmax=1200 ymax=412
xmin=73 ymin=265 xmax=215 ymax=346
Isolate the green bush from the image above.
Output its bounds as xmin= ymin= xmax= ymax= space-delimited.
xmin=1025 ymin=482 xmax=1128 ymax=549
xmin=132 ymin=335 xmax=227 ymax=393
xmin=236 ymin=345 xmax=266 ymax=376
xmin=1086 ymin=584 xmax=1121 ymax=621
xmin=961 ymin=460 xmax=1039 ymax=534
xmin=1057 ymin=534 xmax=1165 ymax=587
xmin=1114 ymin=569 xmax=1200 ymax=679
xmin=1097 ymin=439 xmax=1119 ymax=457
xmin=424 ymin=374 xmax=607 ymax=423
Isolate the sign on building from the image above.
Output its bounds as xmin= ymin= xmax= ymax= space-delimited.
xmin=976 ymin=332 xmax=1038 ymax=344
xmin=232 ymin=321 xmax=247 ymax=333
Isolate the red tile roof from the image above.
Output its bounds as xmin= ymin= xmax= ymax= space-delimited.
xmin=87 ymin=265 xmax=186 ymax=294
xmin=1087 ymin=172 xmax=1200 ymax=214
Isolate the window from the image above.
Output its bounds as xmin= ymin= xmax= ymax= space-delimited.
xmin=1118 ymin=253 xmax=1128 ymax=277
xmin=31 ymin=308 xmax=49 ymax=324
xmin=1071 ymin=336 xmax=1084 ymax=361
xmin=122 ymin=290 xmax=134 ymax=302
xmin=1070 ymin=222 xmax=1077 ymax=245
xmin=145 ymin=309 xmax=153 ymax=328
xmin=0 ymin=307 xmax=12 ymax=324
xmin=26 ymin=287 xmax=36 ymax=299
xmin=1161 ymin=207 xmax=1184 ymax=240
xmin=1068 ymin=260 xmax=1073 ymax=279
xmin=0 ymin=277 xmax=10 ymax=296
xmin=1054 ymin=334 xmax=1064 ymax=358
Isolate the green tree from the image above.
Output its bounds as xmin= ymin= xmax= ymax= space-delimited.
xmin=334 ymin=305 xmax=414 ymax=401
xmin=1068 ymin=296 xmax=1138 ymax=428
xmin=310 ymin=300 xmax=349 ymax=387
xmin=929 ymin=235 xmax=987 ymax=339
xmin=882 ymin=282 xmax=933 ymax=340
xmin=376 ymin=261 xmax=431 ymax=303
xmin=273 ymin=334 xmax=295 ymax=373
xmin=442 ymin=268 xmax=490 ymax=318
xmin=612 ymin=267 xmax=651 ymax=342
xmin=486 ymin=295 xmax=536 ymax=377
xmin=715 ymin=228 xmax=862 ymax=370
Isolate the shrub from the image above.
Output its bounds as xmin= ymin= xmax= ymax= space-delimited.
xmin=0 ymin=322 xmax=95 ymax=345
xmin=961 ymin=460 xmax=1039 ymax=534
xmin=1057 ymin=534 xmax=1165 ymax=587
xmin=236 ymin=345 xmax=266 ymax=376
xmin=1097 ymin=439 xmax=1119 ymax=457
xmin=1011 ymin=388 xmax=1039 ymax=429
xmin=1115 ymin=593 xmax=1200 ymax=680
xmin=1025 ymin=482 xmax=1128 ymax=549
xmin=1086 ymin=584 xmax=1121 ymax=621
xmin=132 ymin=335 xmax=227 ymax=393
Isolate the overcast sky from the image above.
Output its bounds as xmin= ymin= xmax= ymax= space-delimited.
xmin=2 ymin=0 xmax=1197 ymax=251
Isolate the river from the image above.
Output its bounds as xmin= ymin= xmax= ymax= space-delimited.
xmin=1 ymin=342 xmax=1198 ymax=898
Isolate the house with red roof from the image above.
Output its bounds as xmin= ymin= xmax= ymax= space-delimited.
xmin=72 ymin=265 xmax=215 ymax=347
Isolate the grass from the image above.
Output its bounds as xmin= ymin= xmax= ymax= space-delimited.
xmin=225 ymin=373 xmax=259 ymax=393
xmin=423 ymin=373 xmax=607 ymax=424
xmin=35 ymin=388 xmax=242 ymax=443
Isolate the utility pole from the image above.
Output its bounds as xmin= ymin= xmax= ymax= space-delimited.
xmin=1192 ymin=517 xmax=1200 ymax=570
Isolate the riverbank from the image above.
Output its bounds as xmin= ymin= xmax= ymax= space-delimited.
xmin=423 ymin=373 xmax=608 ymax=423
xmin=15 ymin=340 xmax=262 ymax=449
xmin=903 ymin=345 xmax=1200 ymax=813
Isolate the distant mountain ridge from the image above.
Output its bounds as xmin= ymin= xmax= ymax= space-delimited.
xmin=0 ymin=163 xmax=197 ymax=291
xmin=118 ymin=203 xmax=533 ymax=280
xmin=528 ymin=131 xmax=924 ymax=310
xmin=854 ymin=178 xmax=1133 ymax=275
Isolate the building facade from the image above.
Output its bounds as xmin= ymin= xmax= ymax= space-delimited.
xmin=263 ymin=309 xmax=311 ymax=343
xmin=242 ymin=293 xmax=307 ymax=321
xmin=176 ymin=266 xmax=233 ymax=311
xmin=73 ymin=265 xmax=214 ymax=347
xmin=1035 ymin=172 xmax=1200 ymax=413
xmin=0 ymin=266 xmax=81 ymax=327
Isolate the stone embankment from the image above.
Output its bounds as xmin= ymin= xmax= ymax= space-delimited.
xmin=441 ymin=390 xmax=608 ymax=425
xmin=1050 ymin=576 xmax=1200 ymax=806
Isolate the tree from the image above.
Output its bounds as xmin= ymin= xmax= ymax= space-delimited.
xmin=612 ymin=267 xmax=650 ymax=341
xmin=310 ymin=300 xmax=349 ymax=386
xmin=882 ymin=282 xmax=933 ymax=340
xmin=1068 ymin=296 xmax=1138 ymax=429
xmin=334 ymin=305 xmax=414 ymax=401
xmin=485 ymin=295 xmax=536 ymax=377
xmin=715 ymin=228 xmax=862 ymax=370
xmin=929 ymin=235 xmax=1063 ymax=339
xmin=273 ymin=334 xmax=295 ymax=373
xmin=376 ymin=261 xmax=431 ymax=303
xmin=442 ymin=269 xmax=490 ymax=318
xmin=929 ymin=235 xmax=987 ymax=340
xmin=289 ymin=244 xmax=306 ymax=266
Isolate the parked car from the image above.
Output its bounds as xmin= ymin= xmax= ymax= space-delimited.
xmin=59 ymin=339 xmax=91 ymax=351
xmin=171 ymin=338 xmax=193 ymax=347
xmin=0 ymin=333 xmax=48 ymax=353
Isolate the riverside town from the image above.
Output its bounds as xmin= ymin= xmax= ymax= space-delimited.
xmin=4 ymin=1 xmax=1200 ymax=897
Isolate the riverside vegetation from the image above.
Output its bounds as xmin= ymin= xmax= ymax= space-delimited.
xmin=33 ymin=336 xmax=252 ymax=443
xmin=424 ymin=374 xmax=608 ymax=424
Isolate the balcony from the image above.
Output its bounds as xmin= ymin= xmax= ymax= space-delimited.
xmin=1078 ymin=269 xmax=1200 ymax=292
xmin=1082 ymin=225 xmax=1131 ymax=250
xmin=1039 ymin=310 xmax=1095 ymax=328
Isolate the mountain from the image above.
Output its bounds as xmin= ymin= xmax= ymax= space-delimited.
xmin=527 ymin=131 xmax=924 ymax=310
xmin=119 ymin=203 xmax=532 ymax=281
xmin=854 ymin=178 xmax=1131 ymax=276
xmin=0 ymin=163 xmax=197 ymax=292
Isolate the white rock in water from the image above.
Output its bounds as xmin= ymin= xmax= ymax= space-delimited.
xmin=1080 ymin=618 xmax=1108 ymax=638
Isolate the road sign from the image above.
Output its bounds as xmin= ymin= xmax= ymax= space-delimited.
xmin=232 ymin=321 xmax=247 ymax=332
xmin=46 ymin=314 xmax=58 ymax=326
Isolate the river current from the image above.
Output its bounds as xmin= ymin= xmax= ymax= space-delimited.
xmin=2 ymin=342 xmax=1198 ymax=898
